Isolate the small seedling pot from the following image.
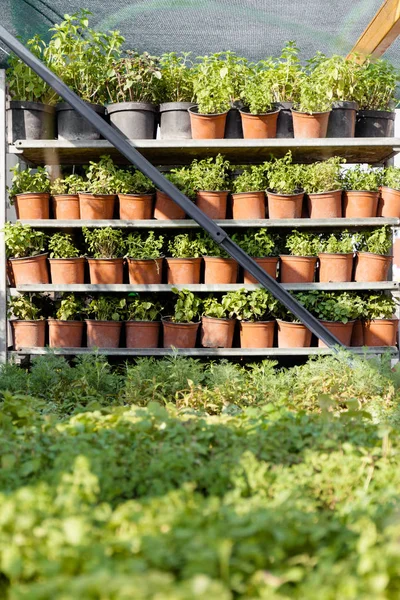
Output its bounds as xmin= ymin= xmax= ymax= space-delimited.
xmin=56 ymin=102 xmax=106 ymax=140
xmin=292 ymin=110 xmax=331 ymax=138
xmin=231 ymin=191 xmax=266 ymax=219
xmin=159 ymin=102 xmax=192 ymax=139
xmin=162 ymin=317 xmax=200 ymax=348
xmin=343 ymin=191 xmax=379 ymax=218
xmin=203 ymin=256 xmax=238 ymax=284
xmin=240 ymin=320 xmax=275 ymax=348
xmin=307 ymin=190 xmax=343 ymax=218
xmin=52 ymin=194 xmax=80 ymax=219
xmin=354 ymin=252 xmax=392 ymax=282
xmin=87 ymin=258 xmax=124 ymax=284
xmin=127 ymin=257 xmax=163 ymax=284
xmin=196 ymin=190 xmax=229 ymax=219
xmin=280 ymin=255 xmax=317 ymax=283
xmin=363 ymin=318 xmax=398 ymax=346
xmin=15 ymin=192 xmax=50 ymax=220
xmin=48 ymin=320 xmax=84 ymax=348
xmin=79 ymin=193 xmax=117 ymax=220
xmin=188 ymin=106 xmax=228 ymax=139
xmin=165 ymin=257 xmax=202 ymax=284
xmin=277 ymin=320 xmax=312 ymax=348
xmin=118 ymin=193 xmax=154 ymax=219
xmin=11 ymin=319 xmax=46 ymax=350
xmin=8 ymin=101 xmax=56 ymax=141
xmin=107 ymin=102 xmax=157 ymax=139
xmin=267 ymin=191 xmax=304 ymax=219
xmin=10 ymin=253 xmax=49 ymax=285
xmin=378 ymin=187 xmax=400 ymax=218
xmin=318 ymin=253 xmax=353 ymax=283
xmin=85 ymin=320 xmax=122 ymax=348
xmin=201 ymin=316 xmax=236 ymax=348
xmin=239 ymin=108 xmax=279 ymax=138
xmin=154 ymin=190 xmax=186 ymax=220
xmin=125 ymin=321 xmax=161 ymax=348
xmin=243 ymin=257 xmax=279 ymax=283
xmin=318 ymin=320 xmax=355 ymax=348
xmin=49 ymin=257 xmax=86 ymax=284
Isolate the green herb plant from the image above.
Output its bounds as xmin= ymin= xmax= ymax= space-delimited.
xmin=165 ymin=167 xmax=195 ymax=200
xmin=189 ymin=154 xmax=231 ymax=192
xmin=268 ymin=41 xmax=302 ymax=103
xmin=357 ymin=227 xmax=392 ymax=255
xmin=361 ymin=293 xmax=398 ymax=320
xmin=226 ymin=288 xmax=278 ymax=321
xmin=234 ymin=229 xmax=278 ymax=256
xmin=54 ymin=293 xmax=84 ymax=321
xmin=319 ymin=231 xmax=355 ymax=254
xmin=4 ymin=223 xmax=46 ymax=259
xmin=124 ymin=232 xmax=164 ymax=259
xmin=7 ymin=165 xmax=50 ymax=204
xmin=159 ymin=52 xmax=194 ymax=103
xmin=114 ymin=169 xmax=155 ymax=194
xmin=285 ymin=231 xmax=320 ymax=256
xmin=83 ymin=227 xmax=125 ymax=258
xmin=126 ymin=297 xmax=162 ymax=321
xmin=85 ymin=296 xmax=126 ymax=321
xmin=167 ymin=234 xmax=202 ymax=258
xmin=382 ymin=166 xmax=400 ymax=190
xmin=240 ymin=68 xmax=275 ymax=114
xmin=196 ymin=233 xmax=229 ymax=258
xmin=295 ymin=59 xmax=332 ymax=113
xmin=107 ymin=51 xmax=162 ymax=104
xmin=296 ymin=291 xmax=363 ymax=323
xmin=232 ymin=165 xmax=269 ymax=193
xmin=355 ymin=57 xmax=399 ymax=111
xmin=48 ymin=233 xmax=80 ymax=259
xmin=342 ymin=165 xmax=380 ymax=191
xmin=171 ymin=288 xmax=202 ymax=322
xmin=50 ymin=174 xmax=86 ymax=195
xmin=193 ymin=53 xmax=236 ymax=114
xmin=301 ymin=157 xmax=344 ymax=193
xmin=306 ymin=55 xmax=361 ymax=104
xmin=267 ymin=152 xmax=303 ymax=194
xmin=84 ymin=156 xmax=121 ymax=195
xmin=202 ymin=292 xmax=237 ymax=319
xmin=7 ymin=294 xmax=44 ymax=320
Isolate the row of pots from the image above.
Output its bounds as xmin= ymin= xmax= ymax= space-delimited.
xmin=8 ymin=251 xmax=392 ymax=287
xmin=8 ymin=101 xmax=395 ymax=141
xmin=11 ymin=316 xmax=398 ymax=351
xmin=15 ymin=187 xmax=400 ymax=222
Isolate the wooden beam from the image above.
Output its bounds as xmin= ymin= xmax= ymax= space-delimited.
xmin=348 ymin=0 xmax=400 ymax=61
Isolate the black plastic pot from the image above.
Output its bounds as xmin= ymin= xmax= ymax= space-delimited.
xmin=273 ymin=102 xmax=294 ymax=138
xmin=8 ymin=101 xmax=55 ymax=141
xmin=327 ymin=101 xmax=358 ymax=138
xmin=159 ymin=102 xmax=192 ymax=139
xmin=107 ymin=102 xmax=157 ymax=139
xmin=56 ymin=102 xmax=106 ymax=140
xmin=225 ymin=105 xmax=243 ymax=138
xmin=355 ymin=110 xmax=395 ymax=138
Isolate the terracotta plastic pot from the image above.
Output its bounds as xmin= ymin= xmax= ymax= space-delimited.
xmin=86 ymin=320 xmax=122 ymax=348
xmin=127 ymin=257 xmax=163 ymax=284
xmin=318 ymin=253 xmax=353 ymax=282
xmin=318 ymin=320 xmax=355 ymax=348
xmin=15 ymin=192 xmax=50 ymax=220
xmin=351 ymin=320 xmax=364 ymax=347
xmin=154 ymin=190 xmax=186 ymax=220
xmin=162 ymin=317 xmax=200 ymax=348
xmin=188 ymin=106 xmax=227 ymax=139
xmin=196 ymin=191 xmax=228 ymax=219
xmin=10 ymin=253 xmax=49 ymax=285
xmin=307 ymin=190 xmax=343 ymax=218
xmin=240 ymin=320 xmax=275 ymax=348
xmin=11 ymin=320 xmax=46 ymax=349
xmin=354 ymin=252 xmax=392 ymax=282
xmin=166 ymin=257 xmax=202 ymax=284
xmin=48 ymin=320 xmax=84 ymax=348
xmin=243 ymin=257 xmax=279 ymax=283
xmin=87 ymin=258 xmax=124 ymax=284
xmin=79 ymin=193 xmax=116 ymax=219
xmin=363 ymin=319 xmax=398 ymax=346
xmin=49 ymin=257 xmax=86 ymax=284
xmin=280 ymin=256 xmax=317 ymax=283
xmin=126 ymin=321 xmax=160 ymax=348
xmin=343 ymin=191 xmax=379 ymax=218
xmin=277 ymin=320 xmax=312 ymax=347
xmin=201 ymin=316 xmax=236 ymax=348
xmin=239 ymin=108 xmax=279 ymax=138
xmin=267 ymin=191 xmax=304 ymax=219
xmin=118 ymin=193 xmax=153 ymax=220
xmin=231 ymin=191 xmax=266 ymax=219
xmin=203 ymin=256 xmax=238 ymax=284
xmin=52 ymin=194 xmax=80 ymax=220
xmin=378 ymin=187 xmax=400 ymax=218
xmin=292 ymin=110 xmax=331 ymax=138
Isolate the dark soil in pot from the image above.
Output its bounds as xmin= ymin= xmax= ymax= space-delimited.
xmin=159 ymin=102 xmax=192 ymax=139
xmin=355 ymin=110 xmax=395 ymax=138
xmin=327 ymin=101 xmax=358 ymax=138
xmin=107 ymin=102 xmax=157 ymax=139
xmin=8 ymin=101 xmax=56 ymax=141
xmin=56 ymin=102 xmax=106 ymax=140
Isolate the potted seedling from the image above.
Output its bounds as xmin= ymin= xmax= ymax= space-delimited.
xmin=106 ymin=51 xmax=162 ymax=139
xmin=196 ymin=233 xmax=238 ymax=284
xmin=125 ymin=231 xmax=164 ymax=284
xmin=318 ymin=231 xmax=355 ymax=282
xmin=48 ymin=10 xmax=124 ymax=140
xmin=275 ymin=293 xmax=314 ymax=348
xmin=355 ymin=57 xmax=398 ymax=137
xmin=268 ymin=41 xmax=302 ymax=138
xmin=85 ymin=295 xmax=126 ymax=348
xmin=201 ymin=293 xmax=237 ymax=348
xmin=159 ymin=52 xmax=194 ymax=139
xmin=361 ymin=293 xmax=398 ymax=346
xmin=190 ymin=154 xmax=231 ymax=219
xmin=354 ymin=226 xmax=392 ymax=282
xmin=267 ymin=152 xmax=304 ymax=218
xmin=154 ymin=166 xmax=193 ymax=220
xmin=6 ymin=33 xmax=58 ymax=141
xmin=50 ymin=174 xmax=86 ymax=220
xmin=166 ymin=234 xmax=202 ymax=284
xmin=48 ymin=232 xmax=85 ymax=284
xmin=231 ymin=165 xmax=269 ymax=219
xmin=228 ymin=288 xmax=278 ymax=348
xmin=301 ymin=156 xmax=344 ymax=218
xmin=342 ymin=165 xmax=380 ymax=217
xmin=5 ymin=222 xmax=48 ymax=285
xmin=125 ymin=295 xmax=163 ymax=348
xmin=114 ymin=168 xmax=155 ymax=219
xmin=162 ymin=288 xmax=202 ymax=348
xmin=292 ymin=61 xmax=332 ymax=138
xmin=379 ymin=166 xmax=400 ymax=218
xmin=239 ymin=66 xmax=280 ymax=138
xmin=8 ymin=164 xmax=50 ymax=220
xmin=79 ymin=156 xmax=120 ymax=219
xmin=280 ymin=231 xmax=319 ymax=283
xmin=8 ymin=294 xmax=46 ymax=349
xmin=233 ymin=229 xmax=280 ymax=282
xmin=83 ymin=227 xmax=125 ymax=284
xmin=48 ymin=293 xmax=85 ymax=348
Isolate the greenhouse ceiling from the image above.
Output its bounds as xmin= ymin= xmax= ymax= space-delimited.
xmin=1 ymin=0 xmax=399 ymax=68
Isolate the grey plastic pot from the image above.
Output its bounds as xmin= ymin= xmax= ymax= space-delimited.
xmin=225 ymin=107 xmax=243 ymax=138
xmin=327 ymin=101 xmax=358 ymax=138
xmin=159 ymin=102 xmax=192 ymax=139
xmin=107 ymin=102 xmax=157 ymax=139
xmin=273 ymin=102 xmax=294 ymax=138
xmin=355 ymin=110 xmax=395 ymax=138
xmin=56 ymin=102 xmax=106 ymax=140
xmin=8 ymin=101 xmax=55 ymax=141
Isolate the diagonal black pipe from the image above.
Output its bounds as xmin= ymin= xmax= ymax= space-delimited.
xmin=0 ymin=25 xmax=345 ymax=350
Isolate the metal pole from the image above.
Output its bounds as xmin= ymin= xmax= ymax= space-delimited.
xmin=0 ymin=70 xmax=7 ymax=363
xmin=0 ymin=25 xmax=345 ymax=350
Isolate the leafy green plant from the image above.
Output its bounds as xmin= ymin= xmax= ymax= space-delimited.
xmin=295 ymin=60 xmax=332 ymax=113
xmin=296 ymin=291 xmax=364 ymax=323
xmin=300 ymin=157 xmax=344 ymax=193
xmin=48 ymin=233 xmax=80 ymax=259
xmin=382 ymin=166 xmax=400 ymax=190
xmin=202 ymin=291 xmax=239 ymax=319
xmin=7 ymin=294 xmax=44 ymax=320
xmin=268 ymin=41 xmax=302 ymax=103
xmin=50 ymin=174 xmax=86 ymax=195
xmin=233 ymin=229 xmax=279 ymax=256
xmin=285 ymin=231 xmax=320 ymax=256
xmin=225 ymin=288 xmax=278 ymax=321
xmin=232 ymin=165 xmax=269 ymax=193
xmin=84 ymin=156 xmax=121 ymax=195
xmin=106 ymin=51 xmax=162 ymax=104
xmin=193 ymin=53 xmax=237 ymax=114
xmin=159 ymin=52 xmax=194 ymax=103
xmin=7 ymin=165 xmax=50 ymax=204
xmin=196 ymin=233 xmax=229 ymax=258
xmin=319 ymin=231 xmax=355 ymax=254
xmin=167 ymin=234 xmax=202 ymax=258
xmin=124 ymin=231 xmax=164 ymax=259
xmin=85 ymin=296 xmax=126 ymax=321
xmin=361 ymin=293 xmax=398 ymax=320
xmin=357 ymin=227 xmax=392 ymax=255
xmin=165 ymin=167 xmax=195 ymax=200
xmin=240 ymin=68 xmax=275 ymax=113
xmin=354 ymin=57 xmax=399 ymax=111
xmin=4 ymin=222 xmax=46 ymax=259
xmin=342 ymin=165 xmax=380 ymax=191
xmin=125 ymin=296 xmax=162 ymax=321
xmin=275 ymin=291 xmax=317 ymax=322
xmin=189 ymin=154 xmax=231 ymax=192
xmin=267 ymin=152 xmax=303 ymax=194
xmin=54 ymin=293 xmax=84 ymax=321
xmin=306 ymin=54 xmax=361 ymax=103
xmin=114 ymin=168 xmax=155 ymax=194
xmin=171 ymin=288 xmax=202 ymax=322
xmin=82 ymin=227 xmax=125 ymax=259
